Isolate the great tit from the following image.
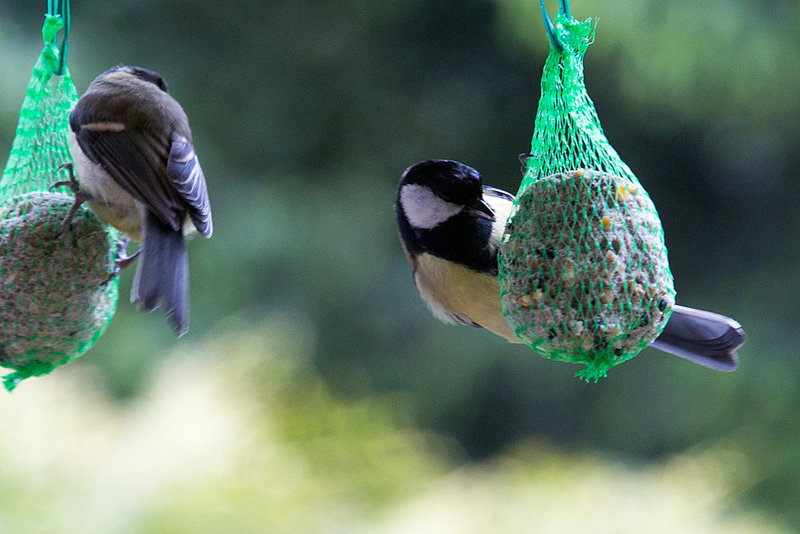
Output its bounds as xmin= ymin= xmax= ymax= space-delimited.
xmin=55 ymin=66 xmax=212 ymax=336
xmin=395 ymin=159 xmax=745 ymax=371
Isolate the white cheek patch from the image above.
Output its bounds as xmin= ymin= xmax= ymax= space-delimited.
xmin=400 ymin=184 xmax=462 ymax=230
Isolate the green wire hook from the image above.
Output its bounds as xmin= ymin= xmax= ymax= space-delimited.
xmin=559 ymin=0 xmax=571 ymax=19
xmin=539 ymin=0 xmax=571 ymax=53
xmin=46 ymin=0 xmax=70 ymax=75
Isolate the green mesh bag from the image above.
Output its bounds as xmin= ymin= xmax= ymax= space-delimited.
xmin=0 ymin=10 xmax=119 ymax=391
xmin=498 ymin=2 xmax=675 ymax=381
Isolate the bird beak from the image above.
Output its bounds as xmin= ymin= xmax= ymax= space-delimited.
xmin=462 ymin=198 xmax=495 ymax=221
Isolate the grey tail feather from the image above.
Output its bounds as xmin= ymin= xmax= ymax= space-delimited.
xmin=650 ymin=305 xmax=745 ymax=372
xmin=131 ymin=210 xmax=189 ymax=336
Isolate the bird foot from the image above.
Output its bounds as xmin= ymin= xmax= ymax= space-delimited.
xmin=50 ymin=163 xmax=95 ymax=236
xmin=102 ymin=237 xmax=140 ymax=284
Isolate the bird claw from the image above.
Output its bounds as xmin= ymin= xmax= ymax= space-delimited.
xmin=102 ymin=237 xmax=140 ymax=284
xmin=50 ymin=163 xmax=94 ymax=237
xmin=50 ymin=162 xmax=80 ymax=193
xmin=518 ymin=153 xmax=533 ymax=175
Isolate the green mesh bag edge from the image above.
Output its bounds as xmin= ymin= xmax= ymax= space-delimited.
xmin=497 ymin=6 xmax=675 ymax=381
xmin=0 ymin=13 xmax=120 ymax=391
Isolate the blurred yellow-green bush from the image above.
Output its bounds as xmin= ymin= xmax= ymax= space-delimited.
xmin=0 ymin=318 xmax=788 ymax=533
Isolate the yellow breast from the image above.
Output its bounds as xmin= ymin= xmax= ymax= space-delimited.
xmin=414 ymin=253 xmax=522 ymax=343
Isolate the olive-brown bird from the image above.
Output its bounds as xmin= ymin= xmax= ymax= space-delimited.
xmin=56 ymin=66 xmax=212 ymax=335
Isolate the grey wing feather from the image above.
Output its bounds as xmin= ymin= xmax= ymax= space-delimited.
xmin=167 ymin=132 xmax=213 ymax=238
xmin=650 ymin=305 xmax=745 ymax=372
xmin=446 ymin=312 xmax=483 ymax=328
xmin=482 ymin=185 xmax=515 ymax=202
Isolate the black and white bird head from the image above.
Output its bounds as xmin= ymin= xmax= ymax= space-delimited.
xmin=395 ymin=159 xmax=513 ymax=274
xmin=397 ymin=159 xmax=492 ymax=229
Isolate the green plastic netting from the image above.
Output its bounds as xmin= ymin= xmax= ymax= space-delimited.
xmin=498 ymin=5 xmax=675 ymax=381
xmin=0 ymin=10 xmax=119 ymax=391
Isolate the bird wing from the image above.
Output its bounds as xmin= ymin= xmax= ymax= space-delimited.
xmin=71 ymin=107 xmax=183 ymax=232
xmin=444 ymin=311 xmax=483 ymax=328
xmin=167 ymin=132 xmax=213 ymax=238
xmin=482 ymin=185 xmax=515 ymax=203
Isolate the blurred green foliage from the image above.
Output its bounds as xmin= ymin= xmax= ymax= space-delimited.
xmin=1 ymin=0 xmax=799 ymax=530
xmin=0 ymin=319 xmax=790 ymax=533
